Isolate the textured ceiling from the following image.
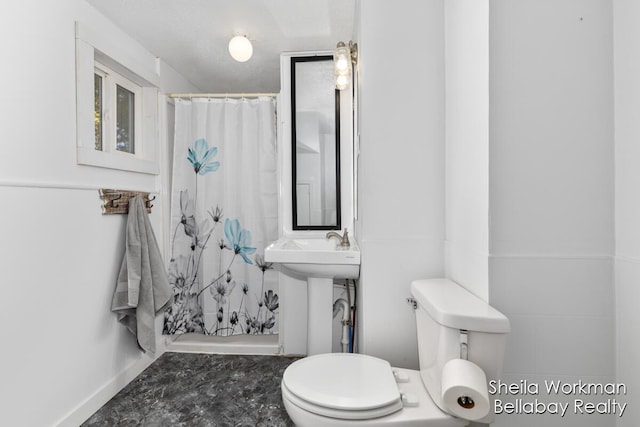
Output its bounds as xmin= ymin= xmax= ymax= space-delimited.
xmin=86 ymin=0 xmax=356 ymax=93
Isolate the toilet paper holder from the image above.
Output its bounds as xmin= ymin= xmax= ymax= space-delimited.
xmin=457 ymin=330 xmax=475 ymax=409
xmin=457 ymin=395 xmax=475 ymax=409
xmin=459 ymin=329 xmax=468 ymax=360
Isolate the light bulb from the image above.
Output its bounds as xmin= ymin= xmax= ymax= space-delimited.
xmin=336 ymin=74 xmax=349 ymax=90
xmin=334 ymin=44 xmax=351 ymax=74
xmin=335 ymin=57 xmax=349 ymax=72
xmin=228 ymin=36 xmax=253 ymax=62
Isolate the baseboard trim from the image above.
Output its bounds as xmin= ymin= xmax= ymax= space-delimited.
xmin=54 ymin=353 xmax=158 ymax=427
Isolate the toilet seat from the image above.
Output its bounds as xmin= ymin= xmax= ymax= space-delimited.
xmin=282 ymin=381 xmax=404 ymax=420
xmin=282 ymin=353 xmax=403 ymax=420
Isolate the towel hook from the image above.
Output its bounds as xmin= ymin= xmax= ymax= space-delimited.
xmin=111 ymin=194 xmax=123 ymax=208
xmin=99 ymin=189 xmax=155 ymax=215
xmin=146 ymin=195 xmax=156 ymax=209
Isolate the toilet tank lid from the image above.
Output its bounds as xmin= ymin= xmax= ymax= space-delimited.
xmin=411 ymin=279 xmax=510 ymax=333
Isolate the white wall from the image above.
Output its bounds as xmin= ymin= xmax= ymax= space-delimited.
xmin=355 ymin=0 xmax=445 ymax=369
xmin=444 ymin=0 xmax=490 ymax=301
xmin=0 ymin=1 xmax=198 ymax=425
xmin=488 ymin=1 xmax=615 ymax=426
xmin=355 ymin=5 xmax=619 ymax=427
xmin=613 ymin=0 xmax=640 ymax=424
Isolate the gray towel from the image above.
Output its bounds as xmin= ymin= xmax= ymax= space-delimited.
xmin=111 ymin=195 xmax=171 ymax=354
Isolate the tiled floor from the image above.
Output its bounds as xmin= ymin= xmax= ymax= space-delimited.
xmin=82 ymin=352 xmax=299 ymax=426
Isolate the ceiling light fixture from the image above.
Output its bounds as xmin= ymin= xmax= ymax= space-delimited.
xmin=334 ymin=41 xmax=358 ymax=90
xmin=228 ymin=35 xmax=253 ymax=62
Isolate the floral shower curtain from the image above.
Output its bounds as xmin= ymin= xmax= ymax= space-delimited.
xmin=164 ymin=97 xmax=279 ymax=336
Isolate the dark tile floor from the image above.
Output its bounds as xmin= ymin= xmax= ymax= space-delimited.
xmin=83 ymin=352 xmax=299 ymax=427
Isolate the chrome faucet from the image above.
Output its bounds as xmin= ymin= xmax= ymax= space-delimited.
xmin=326 ymin=228 xmax=351 ymax=249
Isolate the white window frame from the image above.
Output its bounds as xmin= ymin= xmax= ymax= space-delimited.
xmin=75 ymin=22 xmax=160 ymax=175
xmin=94 ymin=62 xmax=143 ymax=156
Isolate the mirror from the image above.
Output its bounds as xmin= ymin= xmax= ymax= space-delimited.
xmin=291 ymin=56 xmax=341 ymax=230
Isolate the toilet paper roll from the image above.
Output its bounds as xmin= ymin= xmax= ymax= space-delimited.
xmin=440 ymin=359 xmax=490 ymax=421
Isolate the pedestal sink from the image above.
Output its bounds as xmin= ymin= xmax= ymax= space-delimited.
xmin=264 ymin=237 xmax=360 ymax=355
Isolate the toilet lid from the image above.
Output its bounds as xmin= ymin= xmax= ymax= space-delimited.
xmin=282 ymin=353 xmax=402 ymax=418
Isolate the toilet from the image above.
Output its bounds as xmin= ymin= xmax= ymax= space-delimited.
xmin=281 ymin=278 xmax=510 ymax=426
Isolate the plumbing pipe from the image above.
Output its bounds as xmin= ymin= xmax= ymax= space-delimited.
xmin=333 ymin=298 xmax=350 ymax=353
xmin=345 ymin=280 xmax=353 ymax=352
xmin=351 ymin=280 xmax=357 ymax=353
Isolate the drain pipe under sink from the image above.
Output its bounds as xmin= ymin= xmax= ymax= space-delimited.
xmin=333 ymin=298 xmax=351 ymax=352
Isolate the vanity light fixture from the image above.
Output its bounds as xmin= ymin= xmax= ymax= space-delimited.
xmin=333 ymin=41 xmax=358 ymax=90
xmin=228 ymin=35 xmax=253 ymax=62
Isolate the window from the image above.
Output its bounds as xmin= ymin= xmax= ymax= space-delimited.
xmin=93 ymin=62 xmax=141 ymax=156
xmin=76 ymin=22 xmax=159 ymax=174
xmin=115 ymin=84 xmax=136 ymax=154
xmin=94 ymin=71 xmax=103 ymax=151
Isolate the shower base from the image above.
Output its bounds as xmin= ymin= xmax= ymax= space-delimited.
xmin=165 ymin=333 xmax=280 ymax=355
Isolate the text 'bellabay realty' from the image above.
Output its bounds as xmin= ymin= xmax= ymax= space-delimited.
xmin=489 ymin=380 xmax=628 ymax=417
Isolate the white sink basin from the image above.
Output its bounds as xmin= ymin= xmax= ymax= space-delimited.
xmin=264 ymin=237 xmax=360 ymax=279
xmin=265 ymin=236 xmax=360 ymax=355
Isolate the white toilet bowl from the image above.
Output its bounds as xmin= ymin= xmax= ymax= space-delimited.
xmin=281 ymin=353 xmax=469 ymax=427
xmin=280 ymin=279 xmax=511 ymax=427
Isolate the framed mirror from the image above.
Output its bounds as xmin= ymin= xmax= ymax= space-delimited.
xmin=291 ymin=55 xmax=341 ymax=230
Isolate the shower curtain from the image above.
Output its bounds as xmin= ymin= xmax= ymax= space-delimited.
xmin=163 ymin=97 xmax=279 ymax=336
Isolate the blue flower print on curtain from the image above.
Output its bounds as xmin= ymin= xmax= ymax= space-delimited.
xmin=187 ymin=138 xmax=220 ymax=175
xmin=164 ymin=135 xmax=279 ymax=337
xmin=225 ymin=218 xmax=256 ymax=264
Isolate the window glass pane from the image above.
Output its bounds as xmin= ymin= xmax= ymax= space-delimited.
xmin=116 ymin=85 xmax=135 ymax=153
xmin=94 ymin=74 xmax=102 ymax=151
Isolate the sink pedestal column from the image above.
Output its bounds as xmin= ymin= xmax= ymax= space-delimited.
xmin=307 ymin=277 xmax=334 ymax=355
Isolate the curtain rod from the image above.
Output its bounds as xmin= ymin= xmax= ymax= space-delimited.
xmin=167 ymin=92 xmax=278 ymax=99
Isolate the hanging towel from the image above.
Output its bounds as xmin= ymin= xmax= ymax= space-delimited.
xmin=111 ymin=195 xmax=171 ymax=354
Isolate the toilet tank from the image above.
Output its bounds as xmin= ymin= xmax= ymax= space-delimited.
xmin=411 ymin=278 xmax=510 ymax=424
